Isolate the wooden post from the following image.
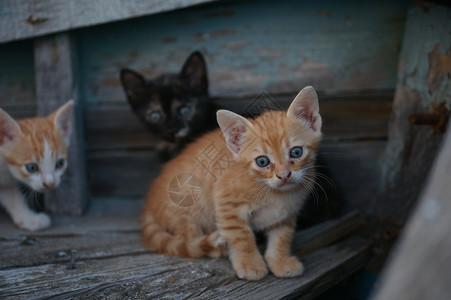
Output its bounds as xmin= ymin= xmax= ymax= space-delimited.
xmin=33 ymin=33 xmax=88 ymax=215
xmin=371 ymin=112 xmax=451 ymax=300
xmin=373 ymin=2 xmax=451 ymax=226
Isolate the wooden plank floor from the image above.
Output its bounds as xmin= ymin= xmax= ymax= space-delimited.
xmin=0 ymin=200 xmax=371 ymax=299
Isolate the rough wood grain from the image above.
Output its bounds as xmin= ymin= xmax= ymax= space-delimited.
xmin=0 ymin=0 xmax=218 ymax=44
xmin=0 ymin=231 xmax=143 ymax=270
xmin=76 ymin=0 xmax=408 ymax=101
xmin=33 ymin=33 xmax=88 ymax=215
xmin=0 ymin=208 xmax=361 ymax=270
xmin=371 ymin=96 xmax=451 ymax=300
xmin=374 ymin=2 xmax=451 ymax=226
xmin=0 ymin=236 xmax=371 ymax=299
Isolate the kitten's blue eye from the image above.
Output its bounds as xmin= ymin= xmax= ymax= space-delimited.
xmin=255 ymin=156 xmax=270 ymax=168
xmin=179 ymin=106 xmax=192 ymax=118
xmin=290 ymin=147 xmax=303 ymax=158
xmin=148 ymin=111 xmax=162 ymax=124
xmin=25 ymin=163 xmax=39 ymax=173
xmin=55 ymin=159 xmax=65 ymax=169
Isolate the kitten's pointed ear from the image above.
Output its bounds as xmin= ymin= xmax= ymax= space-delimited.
xmin=180 ymin=51 xmax=208 ymax=93
xmin=217 ymin=110 xmax=253 ymax=155
xmin=51 ymin=100 xmax=74 ymax=145
xmin=120 ymin=69 xmax=149 ymax=109
xmin=0 ymin=108 xmax=21 ymax=147
xmin=287 ymin=86 xmax=322 ymax=132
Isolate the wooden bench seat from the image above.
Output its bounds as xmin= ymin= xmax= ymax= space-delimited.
xmin=0 ymin=202 xmax=370 ymax=299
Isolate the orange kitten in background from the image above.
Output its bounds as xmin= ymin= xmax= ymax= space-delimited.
xmin=0 ymin=101 xmax=73 ymax=231
xmin=141 ymin=87 xmax=322 ymax=281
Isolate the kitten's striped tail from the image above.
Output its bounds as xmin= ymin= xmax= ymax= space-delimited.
xmin=140 ymin=215 xmax=225 ymax=258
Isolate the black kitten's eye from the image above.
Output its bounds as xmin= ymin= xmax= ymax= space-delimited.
xmin=290 ymin=146 xmax=303 ymax=158
xmin=25 ymin=163 xmax=39 ymax=173
xmin=55 ymin=158 xmax=65 ymax=169
xmin=179 ymin=105 xmax=192 ymax=118
xmin=255 ymin=156 xmax=270 ymax=168
xmin=148 ymin=111 xmax=162 ymax=124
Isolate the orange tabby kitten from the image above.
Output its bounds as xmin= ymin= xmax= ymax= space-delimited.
xmin=141 ymin=87 xmax=322 ymax=280
xmin=0 ymin=101 xmax=73 ymax=231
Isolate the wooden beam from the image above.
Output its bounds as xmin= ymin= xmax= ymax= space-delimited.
xmin=371 ymin=108 xmax=451 ymax=300
xmin=0 ymin=0 xmax=218 ymax=44
xmin=374 ymin=1 xmax=451 ymax=225
xmin=33 ymin=33 xmax=88 ymax=215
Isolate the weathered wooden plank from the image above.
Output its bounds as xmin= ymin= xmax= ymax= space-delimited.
xmin=0 ymin=208 xmax=361 ymax=270
xmin=371 ymin=85 xmax=451 ymax=299
xmin=0 ymin=236 xmax=371 ymax=299
xmin=0 ymin=231 xmax=144 ymax=270
xmin=196 ymin=237 xmax=371 ymax=300
xmin=77 ymin=0 xmax=409 ymax=101
xmin=33 ymin=33 xmax=88 ymax=215
xmin=84 ymin=93 xmax=392 ymax=151
xmin=0 ymin=199 xmax=143 ymax=269
xmin=0 ymin=0 xmax=219 ymax=44
xmin=372 ymin=1 xmax=451 ymax=234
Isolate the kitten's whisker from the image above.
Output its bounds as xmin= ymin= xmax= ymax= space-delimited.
xmin=302 ymin=175 xmax=328 ymax=204
xmin=313 ymin=172 xmax=336 ymax=189
xmin=300 ymin=180 xmax=319 ymax=206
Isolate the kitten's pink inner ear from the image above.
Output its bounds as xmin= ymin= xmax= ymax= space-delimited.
xmin=0 ymin=110 xmax=20 ymax=147
xmin=53 ymin=100 xmax=74 ymax=144
xmin=287 ymin=86 xmax=322 ymax=132
xmin=216 ymin=110 xmax=252 ymax=154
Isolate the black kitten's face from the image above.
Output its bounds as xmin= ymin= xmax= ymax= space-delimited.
xmin=120 ymin=52 xmax=211 ymax=143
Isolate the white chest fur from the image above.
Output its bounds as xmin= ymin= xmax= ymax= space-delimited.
xmin=249 ymin=189 xmax=309 ymax=230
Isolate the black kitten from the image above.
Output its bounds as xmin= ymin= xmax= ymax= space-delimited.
xmin=120 ymin=51 xmax=216 ymax=159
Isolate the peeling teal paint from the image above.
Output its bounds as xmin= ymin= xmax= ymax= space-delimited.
xmin=75 ymin=0 xmax=410 ymax=106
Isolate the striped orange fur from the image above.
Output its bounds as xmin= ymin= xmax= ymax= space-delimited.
xmin=141 ymin=87 xmax=322 ymax=280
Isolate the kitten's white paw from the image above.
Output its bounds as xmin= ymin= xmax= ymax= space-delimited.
xmin=16 ymin=213 xmax=51 ymax=231
xmin=208 ymin=231 xmax=228 ymax=257
xmin=232 ymin=254 xmax=268 ymax=281
xmin=210 ymin=231 xmax=226 ymax=247
xmin=266 ymin=255 xmax=304 ymax=278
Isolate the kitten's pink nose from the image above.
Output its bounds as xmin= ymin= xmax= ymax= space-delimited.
xmin=276 ymin=171 xmax=291 ymax=182
xmin=43 ymin=180 xmax=55 ymax=190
